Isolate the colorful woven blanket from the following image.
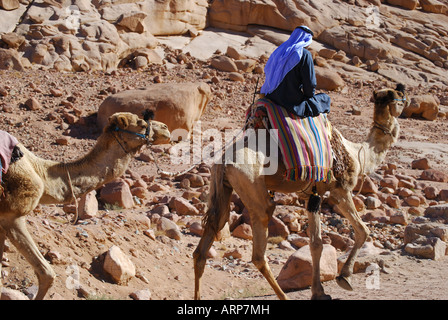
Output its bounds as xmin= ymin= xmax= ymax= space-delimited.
xmin=246 ymin=98 xmax=333 ymax=182
xmin=0 ymin=130 xmax=18 ymax=191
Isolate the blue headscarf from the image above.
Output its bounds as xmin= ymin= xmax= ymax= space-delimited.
xmin=260 ymin=26 xmax=313 ymax=95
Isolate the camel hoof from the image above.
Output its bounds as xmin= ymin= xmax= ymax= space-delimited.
xmin=311 ymin=293 xmax=332 ymax=300
xmin=336 ymin=276 xmax=353 ymax=291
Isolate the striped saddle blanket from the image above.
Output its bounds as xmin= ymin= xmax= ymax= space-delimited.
xmin=0 ymin=130 xmax=19 ymax=193
xmin=246 ymin=98 xmax=333 ymax=182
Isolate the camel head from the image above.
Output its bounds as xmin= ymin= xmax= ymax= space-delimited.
xmin=372 ymin=83 xmax=408 ymax=121
xmin=107 ymin=112 xmax=170 ymax=153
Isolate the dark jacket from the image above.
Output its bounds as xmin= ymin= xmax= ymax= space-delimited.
xmin=265 ymin=49 xmax=331 ymax=118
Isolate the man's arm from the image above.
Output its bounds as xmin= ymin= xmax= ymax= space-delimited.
xmin=299 ymin=50 xmax=317 ymax=98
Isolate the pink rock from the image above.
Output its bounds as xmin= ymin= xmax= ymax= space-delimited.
xmin=100 ymin=179 xmax=134 ymax=209
xmin=168 ymin=197 xmax=200 ymax=215
xmin=232 ymin=223 xmax=253 ymax=240
xmin=277 ymin=244 xmax=337 ymax=291
xmin=421 ymin=169 xmax=448 ymax=183
xmin=78 ymin=190 xmax=98 ymax=219
xmin=412 ymin=158 xmax=431 ymax=170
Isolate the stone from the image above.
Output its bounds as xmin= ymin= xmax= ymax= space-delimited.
xmin=402 ymin=95 xmax=440 ymax=121
xmin=337 ymin=241 xmax=384 ymax=273
xmin=404 ymin=195 xmax=421 ymax=207
xmin=169 ymin=197 xmax=200 ymax=215
xmin=404 ymin=222 xmax=448 ymax=244
xmin=210 ymin=55 xmax=238 ymax=72
xmin=326 ymin=231 xmax=354 ymax=251
xmin=287 ymin=234 xmax=310 ymax=248
xmin=223 ymin=248 xmax=243 ymax=259
xmin=1 ymin=287 xmax=29 ymax=300
xmin=420 ymin=169 xmax=448 ymax=183
xmin=97 ymin=82 xmax=212 ymax=140
xmin=365 ymin=196 xmax=382 ymax=209
xmin=1 ymin=33 xmax=25 ymax=49
xmin=318 ymin=48 xmax=336 ymax=59
xmin=353 ymin=176 xmax=378 ymax=194
xmin=0 ymin=0 xmax=19 ymax=10
xmin=380 ymin=176 xmax=399 ymax=190
xmin=423 ymin=186 xmax=439 ymax=200
xmin=385 ymin=194 xmax=401 ymax=209
xmin=439 ymin=190 xmax=448 ymax=202
xmin=25 ymin=97 xmax=42 ymax=111
xmin=100 ymin=179 xmax=134 ymax=209
xmin=130 ymin=289 xmax=151 ymax=300
xmin=404 ymin=238 xmax=446 ymax=260
xmin=389 ymin=211 xmax=408 ymax=225
xmin=232 ymin=223 xmax=253 ymax=240
xmin=315 ymin=67 xmax=344 ymax=91
xmin=235 ymin=59 xmax=256 ymax=72
xmin=268 ymin=215 xmax=289 ymax=238
xmin=412 ymin=158 xmax=431 ymax=170
xmin=424 ymin=204 xmax=448 ymax=223
xmin=78 ymin=190 xmax=98 ymax=220
xmin=157 ymin=217 xmax=182 ymax=240
xmin=363 ymin=209 xmax=388 ymax=223
xmin=386 ymin=0 xmax=419 ymax=10
xmin=103 ymin=245 xmax=136 ymax=285
xmin=419 ymin=0 xmax=448 ymax=14
xmin=189 ymin=221 xmax=203 ymax=237
xmin=228 ymin=72 xmax=245 ymax=82
xmin=277 ymin=244 xmax=337 ymax=291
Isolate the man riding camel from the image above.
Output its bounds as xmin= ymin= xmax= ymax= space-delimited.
xmin=261 ymin=25 xmax=331 ymax=118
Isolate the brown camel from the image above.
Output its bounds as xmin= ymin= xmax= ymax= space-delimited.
xmin=194 ymin=84 xmax=408 ymax=300
xmin=0 ymin=112 xmax=170 ymax=300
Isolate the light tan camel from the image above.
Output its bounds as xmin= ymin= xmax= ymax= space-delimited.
xmin=194 ymin=84 xmax=408 ymax=300
xmin=0 ymin=112 xmax=170 ymax=300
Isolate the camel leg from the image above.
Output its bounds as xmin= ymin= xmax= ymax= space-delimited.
xmin=193 ymin=228 xmax=215 ymax=300
xmin=193 ymin=165 xmax=233 ymax=300
xmin=251 ymin=211 xmax=288 ymax=300
xmin=332 ymin=188 xmax=369 ymax=290
xmin=232 ymin=175 xmax=288 ymax=300
xmin=5 ymin=217 xmax=56 ymax=300
xmin=306 ymin=204 xmax=331 ymax=300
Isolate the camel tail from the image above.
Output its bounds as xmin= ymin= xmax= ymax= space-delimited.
xmin=202 ymin=163 xmax=233 ymax=234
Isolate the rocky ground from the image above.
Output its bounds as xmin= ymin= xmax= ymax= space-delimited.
xmin=0 ymin=40 xmax=448 ymax=301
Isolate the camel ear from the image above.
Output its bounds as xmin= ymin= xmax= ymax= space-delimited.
xmin=109 ymin=114 xmax=129 ymax=129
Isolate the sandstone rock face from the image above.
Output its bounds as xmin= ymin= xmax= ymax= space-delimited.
xmin=1 ymin=0 xmax=448 ymax=86
xmin=97 ymin=82 xmax=212 ymax=139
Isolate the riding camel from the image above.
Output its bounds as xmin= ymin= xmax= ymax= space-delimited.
xmin=194 ymin=84 xmax=408 ymax=300
xmin=0 ymin=112 xmax=170 ymax=300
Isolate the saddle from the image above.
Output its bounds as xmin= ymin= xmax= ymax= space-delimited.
xmin=245 ymin=98 xmax=333 ymax=182
xmin=0 ymin=131 xmax=23 ymax=195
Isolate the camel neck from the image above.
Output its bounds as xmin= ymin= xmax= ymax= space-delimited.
xmin=40 ymin=133 xmax=134 ymax=204
xmin=361 ymin=119 xmax=399 ymax=174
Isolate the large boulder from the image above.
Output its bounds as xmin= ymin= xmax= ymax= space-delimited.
xmin=315 ymin=67 xmax=345 ymax=91
xmin=0 ymin=48 xmax=24 ymax=71
xmin=402 ymin=95 xmax=440 ymax=120
xmin=277 ymin=244 xmax=337 ymax=291
xmin=97 ymin=82 xmax=212 ymax=140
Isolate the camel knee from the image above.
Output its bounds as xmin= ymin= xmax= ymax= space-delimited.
xmin=309 ymin=238 xmax=323 ymax=259
xmin=252 ymin=252 xmax=268 ymax=271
